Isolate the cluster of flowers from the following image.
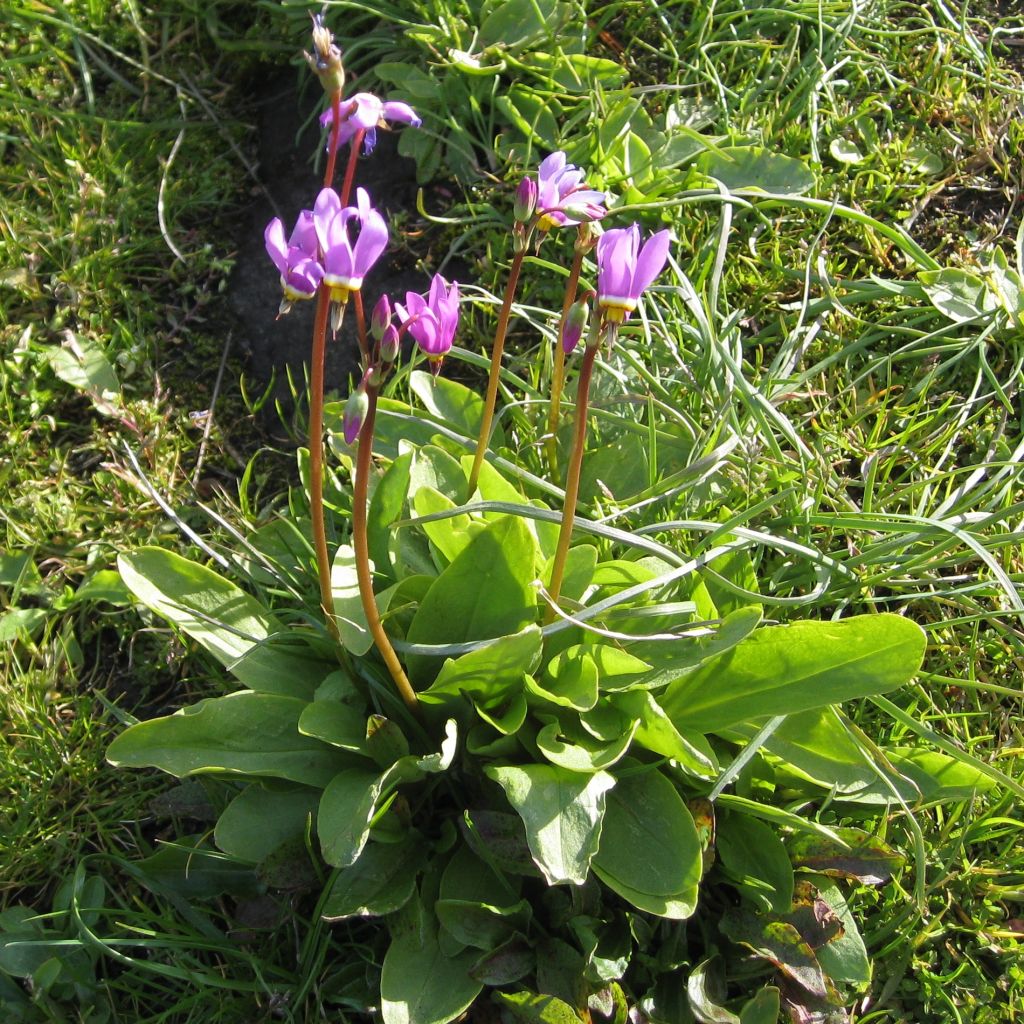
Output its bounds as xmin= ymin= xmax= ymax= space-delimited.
xmin=263 ymin=92 xmax=670 ymax=423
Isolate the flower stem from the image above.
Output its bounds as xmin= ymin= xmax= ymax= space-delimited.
xmin=544 ymin=343 xmax=597 ymax=625
xmin=339 ymin=129 xmax=365 ymax=207
xmin=310 ymin=288 xmax=340 ymax=640
xmin=467 ymin=248 xmax=525 ymax=497
xmin=352 ymin=381 xmax=420 ymax=715
xmin=324 ymin=91 xmax=342 ymax=188
xmin=353 ymin=289 xmax=370 ymax=367
xmin=544 ymin=246 xmax=584 ymax=477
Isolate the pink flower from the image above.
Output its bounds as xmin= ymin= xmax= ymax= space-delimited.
xmin=396 ymin=274 xmax=459 ymax=367
xmin=264 ymin=210 xmax=323 ymax=311
xmin=534 ymin=151 xmax=608 ymax=231
xmin=320 ymin=93 xmax=421 ymax=155
xmin=596 ymin=225 xmax=671 ymax=324
xmin=313 ymin=186 xmax=389 ymax=301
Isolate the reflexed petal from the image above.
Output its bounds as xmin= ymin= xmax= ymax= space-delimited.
xmin=382 ymin=100 xmax=422 ymax=126
xmin=289 ymin=210 xmax=318 ymax=257
xmin=597 ymin=227 xmax=636 ymax=302
xmin=264 ymin=218 xmax=289 ymax=275
xmin=538 ymin=151 xmax=567 ymax=182
xmin=631 ymin=229 xmax=671 ymax=298
xmin=351 ymin=207 xmax=388 ymax=278
xmin=408 ymin=309 xmax=441 ymax=353
xmin=314 ymin=188 xmax=342 ymax=251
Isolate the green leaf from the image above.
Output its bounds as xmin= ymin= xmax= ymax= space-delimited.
xmin=107 ymin=692 xmax=347 ymax=786
xmin=686 ymin=957 xmax=739 ymax=1023
xmin=536 ymin=720 xmax=637 ymax=773
xmin=788 ymin=827 xmax=904 ymax=884
xmin=695 ymin=145 xmax=816 ymax=195
xmin=436 ymin=898 xmax=532 ymax=950
xmin=135 ymin=838 xmax=259 ymax=901
xmin=887 ymin=746 xmax=999 ymax=803
xmin=593 ymin=769 xmax=701 ymax=917
xmin=805 ymin=876 xmax=871 ymax=987
xmin=369 ymin=450 xmax=413 ymax=577
xmin=828 ymin=137 xmax=864 ymax=164
xmin=660 ymin=614 xmax=926 ymax=733
xmin=716 ymin=813 xmax=794 ymax=914
xmin=381 ymin=919 xmax=482 ymax=1024
xmin=486 ymin=765 xmax=615 ymax=885
xmin=410 ymin=370 xmax=496 ymax=441
xmin=496 ymin=85 xmax=560 ymax=146
xmin=318 ymin=758 xmax=423 ymax=868
xmin=493 ymin=990 xmax=584 ymax=1024
xmin=611 ymin=690 xmax=717 ymax=779
xmin=470 ymin=936 xmax=535 ymax=984
xmin=214 ymin=784 xmax=319 ymax=862
xmin=739 ymin=987 xmax=781 ymax=1024
xmin=298 ymin=700 xmax=368 ymax=753
xmin=405 ymin=516 xmax=538 ymax=686
xmin=322 ymin=838 xmax=426 ymax=920
xmin=119 ymin=547 xmax=330 ymax=698
xmin=532 ymin=649 xmax=599 ymax=711
xmin=919 ymin=267 xmax=997 ymax=322
xmin=43 ymin=330 xmax=122 ymax=417
xmin=479 ymin=0 xmax=565 ymax=50
xmin=420 ymin=626 xmax=541 ymax=706
xmin=331 ymin=545 xmax=374 ymax=655
xmin=414 ymin=486 xmax=475 ymax=564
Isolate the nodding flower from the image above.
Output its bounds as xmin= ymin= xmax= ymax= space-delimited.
xmin=313 ymin=187 xmax=389 ymax=325
xmin=596 ymin=224 xmax=671 ymax=326
xmin=320 ymin=94 xmax=421 ymax=155
xmin=396 ymin=274 xmax=459 ymax=372
xmin=532 ymin=151 xmax=608 ymax=232
xmin=264 ymin=210 xmax=323 ymax=316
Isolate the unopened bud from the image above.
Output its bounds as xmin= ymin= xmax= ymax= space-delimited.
xmin=380 ymin=324 xmax=400 ymax=363
xmin=305 ymin=15 xmax=345 ymax=95
xmin=513 ymin=176 xmax=537 ymax=223
xmin=343 ymin=387 xmax=369 ymax=444
xmin=371 ymin=294 xmax=391 ymax=342
xmin=561 ymin=299 xmax=590 ymax=355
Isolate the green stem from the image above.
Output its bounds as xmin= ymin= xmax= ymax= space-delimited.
xmin=467 ymin=248 xmax=525 ymax=497
xmin=352 ymin=381 xmax=420 ymax=715
xmin=545 ymin=246 xmax=585 ymax=477
xmin=544 ymin=343 xmax=597 ymax=624
xmin=309 ymin=289 xmax=339 ymax=640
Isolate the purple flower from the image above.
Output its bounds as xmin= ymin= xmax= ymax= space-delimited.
xmin=320 ymin=93 xmax=421 ymax=155
xmin=561 ymin=299 xmax=590 ymax=355
xmin=396 ymin=274 xmax=459 ymax=367
xmin=534 ymin=151 xmax=608 ymax=231
xmin=313 ymin=186 xmax=389 ymax=302
xmin=264 ymin=210 xmax=324 ymax=312
xmin=596 ymin=225 xmax=671 ymax=323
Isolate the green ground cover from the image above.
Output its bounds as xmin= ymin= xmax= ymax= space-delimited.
xmin=1 ymin=1 xmax=1022 ymax=1021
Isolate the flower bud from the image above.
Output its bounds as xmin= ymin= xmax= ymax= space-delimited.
xmin=371 ymin=294 xmax=391 ymax=342
xmin=561 ymin=299 xmax=590 ymax=355
xmin=379 ymin=323 xmax=400 ymax=364
xmin=343 ymin=387 xmax=369 ymax=445
xmin=513 ymin=176 xmax=537 ymax=223
xmin=574 ymin=220 xmax=601 ymax=255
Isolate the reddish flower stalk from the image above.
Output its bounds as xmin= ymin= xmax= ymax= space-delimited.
xmin=544 ymin=343 xmax=597 ymax=624
xmin=353 ymin=289 xmax=370 ymax=367
xmin=467 ymin=249 xmax=525 ymax=497
xmin=307 ymin=86 xmax=344 ymax=640
xmin=351 ymin=379 xmax=419 ymax=715
xmin=544 ymin=245 xmax=585 ymax=476
xmin=339 ymin=128 xmax=365 ymax=208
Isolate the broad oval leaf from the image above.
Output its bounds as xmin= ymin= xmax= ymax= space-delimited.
xmin=107 ymin=692 xmax=347 ymax=786
xmin=696 ymin=145 xmax=816 ymax=195
xmin=381 ymin=922 xmax=482 ymax=1024
xmin=660 ymin=614 xmax=926 ymax=733
xmin=214 ymin=784 xmax=319 ymax=862
xmin=593 ymin=768 xmax=701 ymax=918
xmin=321 ymin=838 xmax=426 ymax=920
xmin=405 ymin=515 xmax=538 ymax=686
xmin=119 ymin=548 xmax=330 ymax=697
xmin=486 ymin=764 xmax=615 ymax=885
